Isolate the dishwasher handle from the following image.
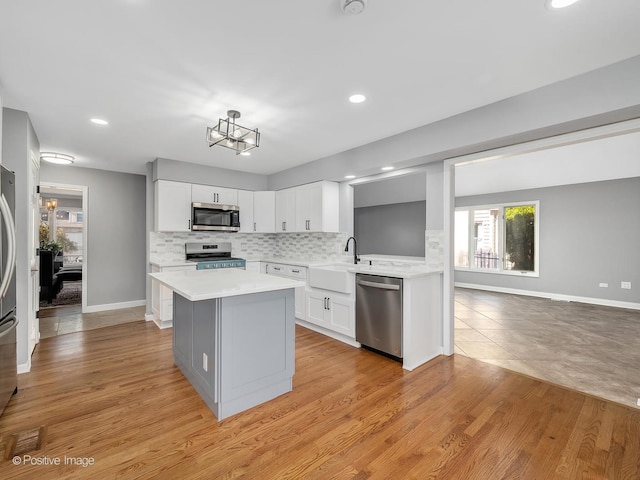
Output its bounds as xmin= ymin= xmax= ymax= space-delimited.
xmin=356 ymin=279 xmax=400 ymax=290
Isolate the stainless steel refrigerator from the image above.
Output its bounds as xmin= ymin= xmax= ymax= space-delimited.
xmin=0 ymin=165 xmax=17 ymax=416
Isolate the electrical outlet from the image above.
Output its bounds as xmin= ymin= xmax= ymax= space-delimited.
xmin=621 ymin=281 xmax=632 ymax=290
xmin=598 ymin=283 xmax=608 ymax=288
xmin=203 ymin=353 xmax=208 ymax=372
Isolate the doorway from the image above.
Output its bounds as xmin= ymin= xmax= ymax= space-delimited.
xmin=38 ymin=183 xmax=87 ymax=336
xmin=443 ymin=119 xmax=640 ymax=407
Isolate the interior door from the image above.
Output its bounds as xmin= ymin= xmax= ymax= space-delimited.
xmin=29 ymin=153 xmax=40 ymax=349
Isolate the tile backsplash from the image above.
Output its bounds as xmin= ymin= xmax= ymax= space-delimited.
xmin=150 ymin=231 xmax=349 ymax=263
xmin=425 ymin=230 xmax=444 ymax=269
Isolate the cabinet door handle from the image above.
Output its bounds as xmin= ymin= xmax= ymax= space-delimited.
xmin=188 ymin=219 xmax=191 ymax=230
xmin=306 ymin=220 xmax=310 ymax=230
xmin=282 ymin=221 xmax=286 ymax=231
xmin=253 ymin=222 xmax=256 ymax=232
xmin=326 ymin=297 xmax=330 ymax=310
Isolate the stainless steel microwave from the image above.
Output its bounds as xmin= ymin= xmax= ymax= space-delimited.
xmin=191 ymin=203 xmax=240 ymax=231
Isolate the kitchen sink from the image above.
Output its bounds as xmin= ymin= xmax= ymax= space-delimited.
xmin=309 ymin=264 xmax=353 ymax=293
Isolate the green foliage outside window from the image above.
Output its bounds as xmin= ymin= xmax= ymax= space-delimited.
xmin=505 ymin=205 xmax=535 ymax=271
xmin=39 ymin=221 xmax=78 ymax=254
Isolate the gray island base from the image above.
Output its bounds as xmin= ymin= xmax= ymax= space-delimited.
xmin=172 ymin=288 xmax=296 ymax=420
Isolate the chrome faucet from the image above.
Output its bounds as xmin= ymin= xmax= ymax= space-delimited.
xmin=344 ymin=236 xmax=360 ymax=264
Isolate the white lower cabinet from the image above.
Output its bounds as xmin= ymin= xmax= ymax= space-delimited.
xmin=263 ymin=263 xmax=307 ymax=320
xmin=150 ymin=264 xmax=197 ymax=328
xmin=305 ymin=288 xmax=354 ymax=338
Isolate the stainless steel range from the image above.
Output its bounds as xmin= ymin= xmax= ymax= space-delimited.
xmin=185 ymin=242 xmax=246 ymax=270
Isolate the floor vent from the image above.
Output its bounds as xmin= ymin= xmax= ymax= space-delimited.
xmin=4 ymin=426 xmax=47 ymax=459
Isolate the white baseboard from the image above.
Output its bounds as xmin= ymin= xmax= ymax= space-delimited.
xmin=144 ymin=313 xmax=155 ymax=322
xmin=83 ymin=299 xmax=146 ymax=313
xmin=295 ymin=319 xmax=360 ymax=348
xmin=455 ymin=283 xmax=640 ymax=311
xmin=18 ymin=359 xmax=31 ymax=374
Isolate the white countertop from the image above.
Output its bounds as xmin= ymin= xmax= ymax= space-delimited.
xmin=149 ymin=269 xmax=305 ymax=302
xmin=358 ymin=254 xmax=426 ymax=265
xmin=312 ymin=262 xmax=441 ymax=279
xmin=257 ymin=257 xmax=337 ymax=268
xmin=150 ymin=260 xmax=194 ymax=268
xmin=346 ymin=264 xmax=441 ymax=279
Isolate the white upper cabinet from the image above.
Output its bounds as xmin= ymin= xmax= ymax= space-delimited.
xmin=253 ymin=191 xmax=276 ymax=233
xmin=295 ymin=181 xmax=339 ymax=232
xmin=154 ymin=180 xmax=337 ymax=233
xmin=154 ymin=180 xmax=192 ymax=232
xmin=239 ymin=190 xmax=275 ymax=233
xmin=191 ymin=184 xmax=238 ymax=206
xmin=237 ymin=190 xmax=254 ymax=233
xmin=275 ymin=188 xmax=296 ymax=232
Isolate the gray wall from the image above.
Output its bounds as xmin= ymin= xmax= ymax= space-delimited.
xmin=2 ymin=108 xmax=39 ymax=369
xmin=455 ymin=177 xmax=640 ymax=303
xmin=40 ymin=164 xmax=147 ymax=307
xmin=153 ymin=157 xmax=267 ymax=191
xmin=353 ymin=173 xmax=426 ymax=208
xmin=354 ymin=201 xmax=426 ymax=257
xmin=40 ymin=195 xmax=82 ymax=210
xmin=268 ymin=55 xmax=640 ymax=190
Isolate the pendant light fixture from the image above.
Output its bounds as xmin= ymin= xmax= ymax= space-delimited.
xmin=206 ymin=110 xmax=260 ymax=156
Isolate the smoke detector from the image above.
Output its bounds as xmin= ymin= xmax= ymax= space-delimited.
xmin=341 ymin=0 xmax=366 ymax=15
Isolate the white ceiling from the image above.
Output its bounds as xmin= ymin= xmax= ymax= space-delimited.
xmin=455 ymin=130 xmax=640 ymax=196
xmin=1 ymin=0 xmax=640 ymax=176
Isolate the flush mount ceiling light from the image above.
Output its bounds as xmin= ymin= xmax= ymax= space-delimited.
xmin=341 ymin=0 xmax=366 ymax=15
xmin=344 ymin=175 xmax=356 ymax=179
xmin=547 ymin=0 xmax=581 ymax=9
xmin=381 ymin=166 xmax=394 ymax=171
xmin=90 ymin=118 xmax=109 ymax=125
xmin=40 ymin=152 xmax=74 ymax=165
xmin=349 ymin=94 xmax=366 ymax=104
xmin=206 ymin=110 xmax=260 ymax=156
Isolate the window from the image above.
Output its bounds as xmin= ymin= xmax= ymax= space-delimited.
xmin=455 ymin=201 xmax=539 ymax=276
xmin=40 ymin=206 xmax=84 ymax=265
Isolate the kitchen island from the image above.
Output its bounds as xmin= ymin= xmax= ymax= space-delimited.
xmin=149 ymin=268 xmax=305 ymax=420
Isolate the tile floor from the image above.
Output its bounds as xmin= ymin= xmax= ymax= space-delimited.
xmin=39 ymin=304 xmax=146 ymax=339
xmin=454 ymin=287 xmax=640 ymax=409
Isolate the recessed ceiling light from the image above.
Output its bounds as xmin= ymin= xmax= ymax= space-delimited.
xmin=40 ymin=152 xmax=74 ymax=165
xmin=349 ymin=94 xmax=366 ymax=104
xmin=381 ymin=166 xmax=394 ymax=171
xmin=90 ymin=118 xmax=109 ymax=125
xmin=344 ymin=175 xmax=356 ymax=179
xmin=547 ymin=0 xmax=580 ymax=9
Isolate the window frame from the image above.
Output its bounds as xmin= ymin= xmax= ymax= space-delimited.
xmin=455 ymin=200 xmax=540 ymax=277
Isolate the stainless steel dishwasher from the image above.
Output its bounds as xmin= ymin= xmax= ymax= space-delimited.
xmin=355 ymin=274 xmax=403 ymax=359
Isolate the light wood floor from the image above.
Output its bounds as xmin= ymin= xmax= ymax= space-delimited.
xmin=1 ymin=319 xmax=639 ymax=479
